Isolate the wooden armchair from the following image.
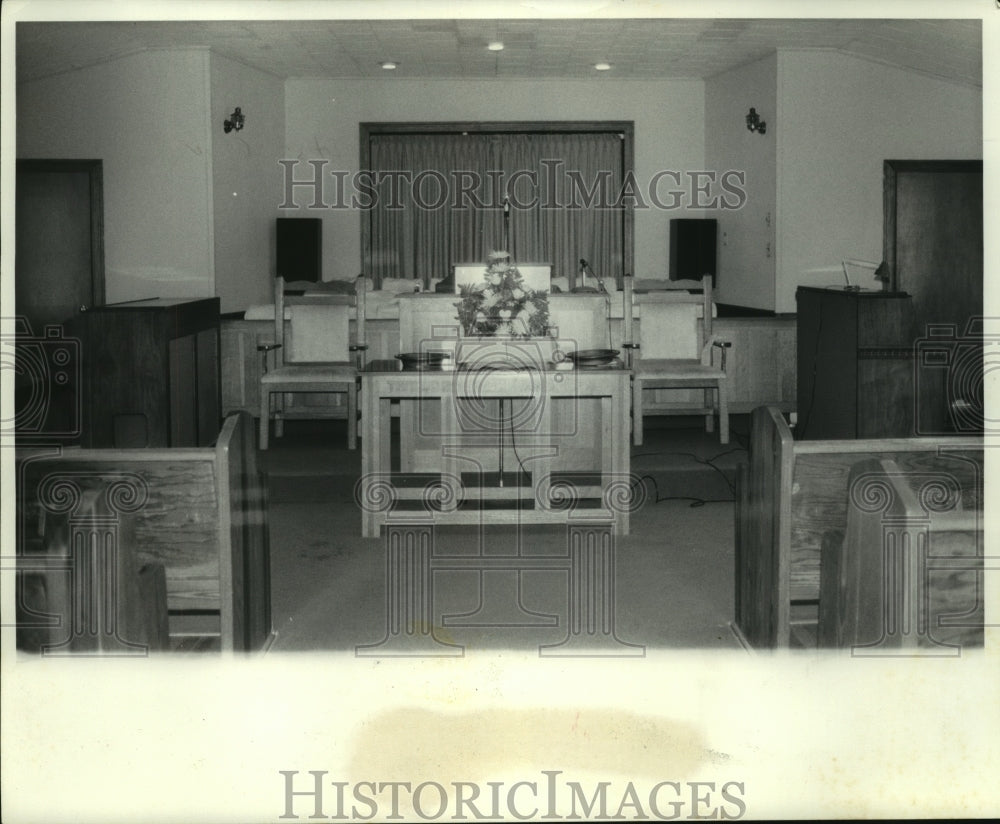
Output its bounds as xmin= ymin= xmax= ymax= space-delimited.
xmin=257 ymin=276 xmax=366 ymax=449
xmin=627 ymin=275 xmax=731 ymax=445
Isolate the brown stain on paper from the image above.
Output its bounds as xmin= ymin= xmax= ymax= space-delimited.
xmin=349 ymin=706 xmax=706 ymax=783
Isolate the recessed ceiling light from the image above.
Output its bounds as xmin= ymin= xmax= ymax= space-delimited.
xmin=594 ymin=62 xmax=612 ymax=71
xmin=487 ymin=41 xmax=505 ymax=52
xmin=381 ymin=61 xmax=398 ymax=70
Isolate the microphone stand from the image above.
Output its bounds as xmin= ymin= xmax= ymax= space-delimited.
xmin=584 ymin=261 xmax=610 ymax=296
xmin=503 ymin=198 xmax=511 ymax=256
xmin=622 ymin=273 xmax=637 ymax=369
xmin=493 ymin=198 xmax=514 ymax=488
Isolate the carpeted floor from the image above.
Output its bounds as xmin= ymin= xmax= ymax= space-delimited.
xmin=260 ymin=416 xmax=750 ymax=655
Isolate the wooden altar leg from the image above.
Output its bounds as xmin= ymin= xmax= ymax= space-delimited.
xmin=533 ymin=387 xmax=554 ymax=513
xmin=632 ymin=377 xmax=644 ymax=446
xmin=608 ymin=390 xmax=631 ymax=536
xmin=439 ymin=395 xmax=461 ymax=512
xmin=399 ymin=398 xmax=416 ymax=474
xmin=360 ymin=380 xmax=393 ymax=538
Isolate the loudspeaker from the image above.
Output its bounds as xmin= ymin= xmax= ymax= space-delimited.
xmin=276 ymin=218 xmax=322 ymax=282
xmin=669 ymin=218 xmax=716 ymax=284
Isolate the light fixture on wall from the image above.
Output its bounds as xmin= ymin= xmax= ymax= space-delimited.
xmin=381 ymin=61 xmax=398 ymax=70
xmin=745 ymin=107 xmax=766 ymax=135
xmin=223 ymin=107 xmax=245 ymax=134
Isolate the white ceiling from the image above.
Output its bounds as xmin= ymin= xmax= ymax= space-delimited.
xmin=15 ymin=17 xmax=982 ymax=87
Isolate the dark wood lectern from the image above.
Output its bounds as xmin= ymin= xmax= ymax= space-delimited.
xmin=81 ymin=297 xmax=221 ymax=447
xmin=796 ymin=287 xmax=913 ymax=440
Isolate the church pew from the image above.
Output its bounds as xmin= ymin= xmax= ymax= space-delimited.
xmin=817 ymin=456 xmax=983 ymax=652
xmin=734 ymin=406 xmax=982 ymax=649
xmin=17 ymin=412 xmax=271 ymax=652
xmin=16 ymin=484 xmax=171 ymax=655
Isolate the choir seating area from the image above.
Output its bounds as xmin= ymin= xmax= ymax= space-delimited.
xmin=221 ymin=275 xmax=796 ymax=430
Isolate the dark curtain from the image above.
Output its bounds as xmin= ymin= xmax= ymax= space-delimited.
xmin=366 ymin=131 xmax=624 ymax=288
xmin=500 ymin=132 xmax=623 ymax=287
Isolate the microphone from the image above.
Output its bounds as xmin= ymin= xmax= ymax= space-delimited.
xmin=503 ymin=197 xmax=510 ymax=214
xmin=580 ymin=259 xmax=589 ymax=269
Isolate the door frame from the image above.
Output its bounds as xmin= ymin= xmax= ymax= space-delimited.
xmin=16 ymin=158 xmax=106 ymax=310
xmin=882 ymin=158 xmax=982 ymax=294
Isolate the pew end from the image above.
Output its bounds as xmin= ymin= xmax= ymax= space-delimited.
xmin=16 ymin=412 xmax=272 ymax=653
xmin=734 ymin=406 xmax=983 ymax=650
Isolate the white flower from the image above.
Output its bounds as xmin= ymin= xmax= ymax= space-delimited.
xmin=499 ymin=309 xmax=512 ymax=320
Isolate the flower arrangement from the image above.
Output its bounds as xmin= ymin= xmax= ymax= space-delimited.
xmin=454 ymin=251 xmax=550 ymax=338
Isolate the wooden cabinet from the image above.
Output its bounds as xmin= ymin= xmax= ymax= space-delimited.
xmin=82 ymin=298 xmax=220 ymax=447
xmin=796 ymin=287 xmax=912 ymax=440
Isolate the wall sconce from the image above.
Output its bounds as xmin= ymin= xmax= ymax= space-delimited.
xmin=223 ymin=107 xmax=245 ymax=134
xmin=745 ymin=107 xmax=766 ymax=135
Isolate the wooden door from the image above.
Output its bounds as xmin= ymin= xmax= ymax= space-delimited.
xmin=14 ymin=160 xmax=104 ymax=442
xmin=15 ymin=160 xmax=105 ymax=331
xmin=883 ymin=160 xmax=983 ymax=434
xmin=884 ymin=160 xmax=982 ymax=339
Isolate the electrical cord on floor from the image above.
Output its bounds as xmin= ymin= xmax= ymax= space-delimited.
xmin=508 ymin=407 xmax=745 ymax=504
xmin=629 ymin=446 xmax=744 ymax=505
xmin=731 ymin=428 xmax=751 ymax=451
xmin=631 ymin=473 xmax=734 ymax=507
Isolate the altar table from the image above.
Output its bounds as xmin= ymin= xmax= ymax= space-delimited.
xmin=359 ymin=361 xmax=631 ymax=537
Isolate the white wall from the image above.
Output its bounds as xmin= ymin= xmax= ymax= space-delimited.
xmin=17 ymin=50 xmax=216 ymax=304
xmin=705 ymin=54 xmax=778 ymax=310
xmin=17 ymin=49 xmax=980 ymax=314
xmin=775 ymin=50 xmax=982 ymax=313
xmin=284 ymin=78 xmax=706 ymax=282
xmin=210 ymin=54 xmax=285 ymax=312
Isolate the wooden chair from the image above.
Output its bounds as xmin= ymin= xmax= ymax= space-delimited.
xmin=397 ymin=292 xmax=462 ymax=362
xmin=549 ymin=293 xmax=611 ymax=357
xmin=258 ymin=276 xmax=365 ymax=449
xmin=628 ymin=275 xmax=731 ymax=445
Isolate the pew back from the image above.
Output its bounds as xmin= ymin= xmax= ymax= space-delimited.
xmin=17 ymin=412 xmax=270 ymax=652
xmin=818 ymin=456 xmax=983 ymax=651
xmin=735 ymin=406 xmax=981 ymax=649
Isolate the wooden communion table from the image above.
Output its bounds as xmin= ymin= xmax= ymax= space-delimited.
xmin=359 ymin=359 xmax=632 ymax=537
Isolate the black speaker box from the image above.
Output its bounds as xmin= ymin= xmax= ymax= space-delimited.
xmin=669 ymin=218 xmax=717 ymax=284
xmin=276 ymin=218 xmax=322 ymax=282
